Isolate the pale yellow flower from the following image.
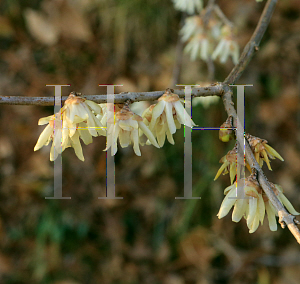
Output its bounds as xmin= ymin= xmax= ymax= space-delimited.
xmin=173 ymin=0 xmax=203 ymax=15
xmin=246 ymin=134 xmax=284 ymax=170
xmin=106 ymin=105 xmax=159 ymax=156
xmin=264 ymin=183 xmax=300 ymax=231
xmin=184 ymin=34 xmax=210 ymax=61
xmin=217 ymin=178 xmax=266 ymax=233
xmin=142 ymin=89 xmax=196 ymax=147
xmin=97 ymin=103 xmax=123 ymax=127
xmin=34 ymin=93 xmax=105 ymax=161
xmin=212 ymin=26 xmax=239 ymax=64
xmin=214 ymin=146 xmax=251 ymax=184
xmin=218 ymin=177 xmax=299 ymax=233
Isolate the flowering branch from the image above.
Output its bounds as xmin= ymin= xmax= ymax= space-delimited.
xmin=221 ymin=0 xmax=300 ymax=243
xmin=0 ymin=85 xmax=223 ymax=106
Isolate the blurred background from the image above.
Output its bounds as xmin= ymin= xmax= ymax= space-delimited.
xmin=0 ymin=0 xmax=300 ymax=283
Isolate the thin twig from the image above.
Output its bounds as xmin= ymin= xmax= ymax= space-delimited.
xmin=221 ymin=0 xmax=300 ymax=244
xmin=0 ymin=85 xmax=224 ymax=106
xmin=224 ymin=0 xmax=278 ymax=84
xmin=213 ymin=4 xmax=234 ymax=29
xmin=203 ymin=0 xmax=216 ymax=27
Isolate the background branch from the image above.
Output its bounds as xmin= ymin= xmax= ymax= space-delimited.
xmin=224 ymin=0 xmax=278 ymax=85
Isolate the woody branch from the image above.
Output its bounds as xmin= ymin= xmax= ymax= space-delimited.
xmin=221 ymin=0 xmax=300 ymax=244
xmin=0 ymin=85 xmax=224 ymax=106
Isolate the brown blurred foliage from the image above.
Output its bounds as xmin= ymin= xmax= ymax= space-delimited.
xmin=0 ymin=0 xmax=300 ymax=283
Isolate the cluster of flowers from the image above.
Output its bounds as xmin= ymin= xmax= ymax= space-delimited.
xmin=181 ymin=15 xmax=239 ymax=63
xmin=215 ymin=122 xmax=299 ymax=232
xmin=174 ymin=1 xmax=239 ymax=63
xmin=34 ymin=90 xmax=196 ymax=161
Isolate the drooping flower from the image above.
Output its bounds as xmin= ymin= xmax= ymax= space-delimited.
xmin=172 ymin=0 xmax=203 ymax=15
xmin=106 ymin=104 xmax=159 ymax=156
xmin=214 ymin=145 xmax=251 ymax=184
xmin=180 ymin=16 xmax=203 ymax=42
xmin=212 ymin=26 xmax=239 ymax=64
xmin=180 ymin=16 xmax=211 ymax=61
xmin=217 ymin=177 xmax=265 ymax=233
xmin=246 ymin=134 xmax=284 ymax=170
xmin=34 ymin=92 xmax=105 ymax=161
xmin=264 ymin=183 xmax=300 ymax=231
xmin=217 ymin=176 xmax=300 ymax=233
xmin=184 ymin=34 xmax=210 ymax=61
xmin=142 ymin=89 xmax=196 ymax=147
xmin=97 ymin=103 xmax=123 ymax=127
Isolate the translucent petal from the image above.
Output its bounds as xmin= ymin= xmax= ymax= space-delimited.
xmin=212 ymin=39 xmax=226 ymax=60
xmin=230 ymin=162 xmax=236 ymax=184
xmin=156 ymin=121 xmax=166 ymax=147
xmin=138 ymin=121 xmax=159 ymax=148
xmin=262 ymin=149 xmax=272 ymax=171
xmin=50 ymin=143 xmax=58 ymax=161
xmin=278 ymin=193 xmax=300 ymax=215
xmin=165 ymin=102 xmax=176 ymax=134
xmin=266 ymin=201 xmax=277 ymax=231
xmin=217 ymin=187 xmax=238 ymax=219
xmin=119 ymin=129 xmax=131 ymax=148
xmin=150 ymin=100 xmax=166 ymax=130
xmin=232 ymin=198 xmax=247 ymax=222
xmin=85 ymin=100 xmax=102 ymax=114
xmin=118 ymin=120 xmax=134 ymax=131
xmin=112 ymin=124 xmax=120 ymax=156
xmin=246 ymin=197 xmax=257 ymax=228
xmin=34 ymin=124 xmax=53 ymax=151
xmin=220 ymin=41 xmax=230 ymax=63
xmin=214 ymin=162 xmax=228 ymax=181
xmin=61 ymin=117 xmax=70 ymax=149
xmin=264 ymin=144 xmax=284 ymax=161
xmin=38 ymin=115 xmax=54 ymax=125
xmin=175 ymin=118 xmax=182 ymax=129
xmin=257 ymin=194 xmax=265 ymax=224
xmin=166 ymin=127 xmax=175 ymax=145
xmin=70 ymin=131 xmax=84 ymax=161
xmin=78 ymin=122 xmax=93 ymax=145
xmin=249 ymin=215 xmax=260 ymax=233
xmin=82 ymin=104 xmax=98 ymax=136
xmin=75 ymin=104 xmax=89 ymax=121
xmin=173 ymin=101 xmax=186 ymax=126
xmin=131 ymin=129 xmax=141 ymax=156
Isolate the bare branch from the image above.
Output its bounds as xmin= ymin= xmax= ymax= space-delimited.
xmin=0 ymin=85 xmax=224 ymax=106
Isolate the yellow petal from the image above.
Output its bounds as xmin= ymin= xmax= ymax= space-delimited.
xmin=229 ymin=162 xmax=236 ymax=184
xmin=165 ymin=102 xmax=176 ymax=134
xmin=264 ymin=144 xmax=284 ymax=161
xmin=246 ymin=197 xmax=257 ymax=228
xmin=34 ymin=124 xmax=53 ymax=151
xmin=262 ymin=149 xmax=272 ymax=171
xmin=138 ymin=121 xmax=159 ymax=148
xmin=131 ymin=129 xmax=141 ymax=156
xmin=214 ymin=162 xmax=228 ymax=181
xmin=265 ymin=201 xmax=277 ymax=231
xmin=278 ymin=193 xmax=300 ymax=216
xmin=150 ymin=100 xmax=165 ymax=130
